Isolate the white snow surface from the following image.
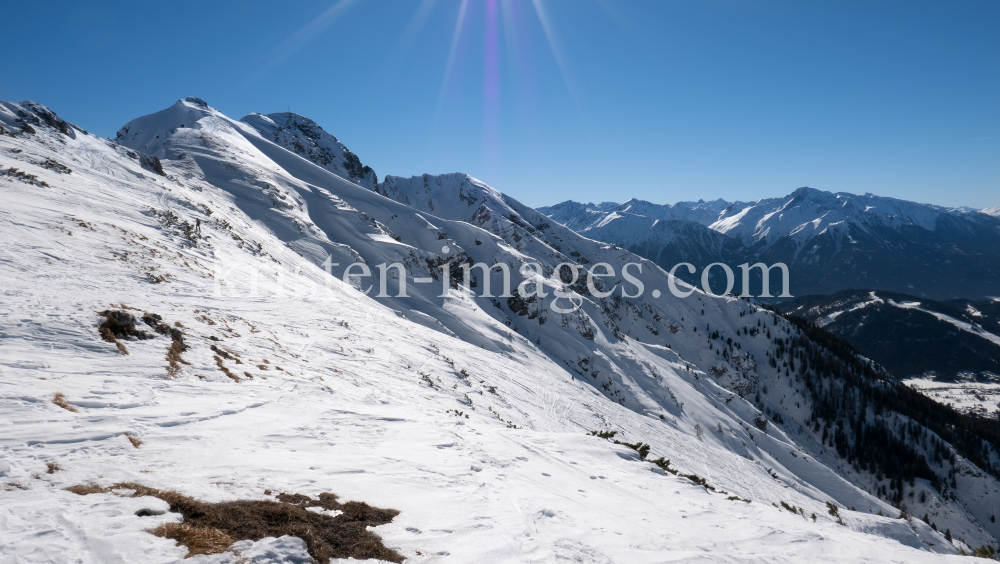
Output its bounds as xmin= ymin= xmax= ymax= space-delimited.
xmin=0 ymin=97 xmax=996 ymax=562
xmin=904 ymin=377 xmax=1000 ymax=421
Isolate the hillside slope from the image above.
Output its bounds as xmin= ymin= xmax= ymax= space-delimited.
xmin=1 ymin=98 xmax=998 ymax=562
xmin=778 ymin=290 xmax=1000 ymax=419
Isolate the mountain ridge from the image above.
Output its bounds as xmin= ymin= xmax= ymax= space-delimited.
xmin=776 ymin=289 xmax=1000 ymax=419
xmin=539 ymin=190 xmax=1000 ymax=300
xmin=2 ymin=96 xmax=999 ymax=561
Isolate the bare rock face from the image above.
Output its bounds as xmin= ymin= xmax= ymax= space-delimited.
xmin=98 ymin=310 xmax=147 ymax=340
xmin=139 ymin=154 xmax=165 ymax=176
xmin=140 ymin=312 xmax=185 ymax=347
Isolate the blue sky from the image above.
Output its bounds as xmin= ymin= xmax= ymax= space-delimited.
xmin=2 ymin=0 xmax=997 ymax=209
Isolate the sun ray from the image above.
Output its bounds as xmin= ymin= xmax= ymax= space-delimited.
xmin=483 ymin=0 xmax=501 ymax=174
xmin=590 ymin=0 xmax=634 ymax=37
xmin=500 ymin=0 xmax=535 ymax=115
xmin=530 ymin=0 xmax=583 ymax=113
xmin=250 ymin=0 xmax=363 ymax=83
xmin=500 ymin=0 xmax=536 ymax=116
xmin=428 ymin=0 xmax=470 ymax=140
xmin=392 ymin=0 xmax=439 ymax=58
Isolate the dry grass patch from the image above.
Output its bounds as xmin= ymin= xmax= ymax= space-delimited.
xmin=166 ymin=340 xmax=190 ymax=377
xmin=126 ymin=311 xmax=191 ymax=377
xmin=66 ymin=483 xmax=106 ymax=495
xmin=209 ymin=344 xmax=241 ymax=363
xmin=151 ymin=523 xmax=235 ymax=558
xmin=66 ymin=483 xmax=403 ymax=562
xmin=124 ymin=432 xmax=142 ymax=448
xmin=46 ymin=462 xmax=61 ymax=474
xmin=98 ymin=324 xmax=117 ymax=343
xmin=214 ymin=356 xmax=241 ymax=382
xmin=52 ymin=392 xmax=78 ymax=413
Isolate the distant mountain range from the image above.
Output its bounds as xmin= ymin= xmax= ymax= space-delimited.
xmin=539 ymin=191 xmax=1000 ymax=301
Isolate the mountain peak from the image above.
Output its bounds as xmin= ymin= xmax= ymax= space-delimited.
xmin=0 ymin=100 xmax=84 ymax=138
xmin=240 ymin=110 xmax=378 ymax=190
xmin=183 ymin=96 xmax=210 ymax=108
xmin=252 ymin=111 xmax=338 ymax=142
xmin=789 ymin=186 xmax=829 ymax=200
xmin=376 ymin=172 xmax=507 ymax=222
xmin=115 ymin=97 xmax=224 ymax=156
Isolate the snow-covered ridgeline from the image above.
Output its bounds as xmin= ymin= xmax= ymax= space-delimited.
xmin=0 ymin=98 xmax=997 ymax=562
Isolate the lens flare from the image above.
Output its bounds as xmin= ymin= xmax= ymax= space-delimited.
xmin=251 ymin=0 xmax=362 ymax=83
xmin=483 ymin=0 xmax=501 ymax=175
xmin=531 ymin=0 xmax=582 ymax=112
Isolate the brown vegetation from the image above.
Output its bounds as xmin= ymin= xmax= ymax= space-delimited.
xmin=66 ymin=483 xmax=403 ymax=562
xmin=166 ymin=341 xmax=190 ymax=377
xmin=214 ymin=356 xmax=241 ymax=382
xmin=210 ymin=344 xmax=240 ymax=362
xmin=132 ymin=312 xmax=191 ymax=377
xmin=52 ymin=392 xmax=78 ymax=412
xmin=97 ymin=309 xmax=156 ymax=355
xmin=124 ymin=432 xmax=142 ymax=448
xmin=151 ymin=523 xmax=235 ymax=558
xmin=66 ymin=483 xmax=106 ymax=495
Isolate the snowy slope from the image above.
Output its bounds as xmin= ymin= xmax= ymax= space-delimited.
xmin=905 ymin=377 xmax=1000 ymax=421
xmin=1 ymin=98 xmax=998 ymax=562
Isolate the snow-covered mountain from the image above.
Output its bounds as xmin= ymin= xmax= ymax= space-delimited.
xmin=542 ymin=197 xmax=733 ymax=233
xmin=116 ymin=98 xmax=379 ymax=191
xmin=539 ymin=190 xmax=1000 ymax=300
xmin=777 ymin=290 xmax=1000 ymax=418
xmin=2 ymin=97 xmax=1000 ymax=562
xmin=240 ymin=110 xmax=378 ymax=191
xmin=780 ymin=290 xmax=1000 ymax=379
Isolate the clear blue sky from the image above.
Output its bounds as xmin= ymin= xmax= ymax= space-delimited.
xmin=2 ymin=0 xmax=997 ymax=209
